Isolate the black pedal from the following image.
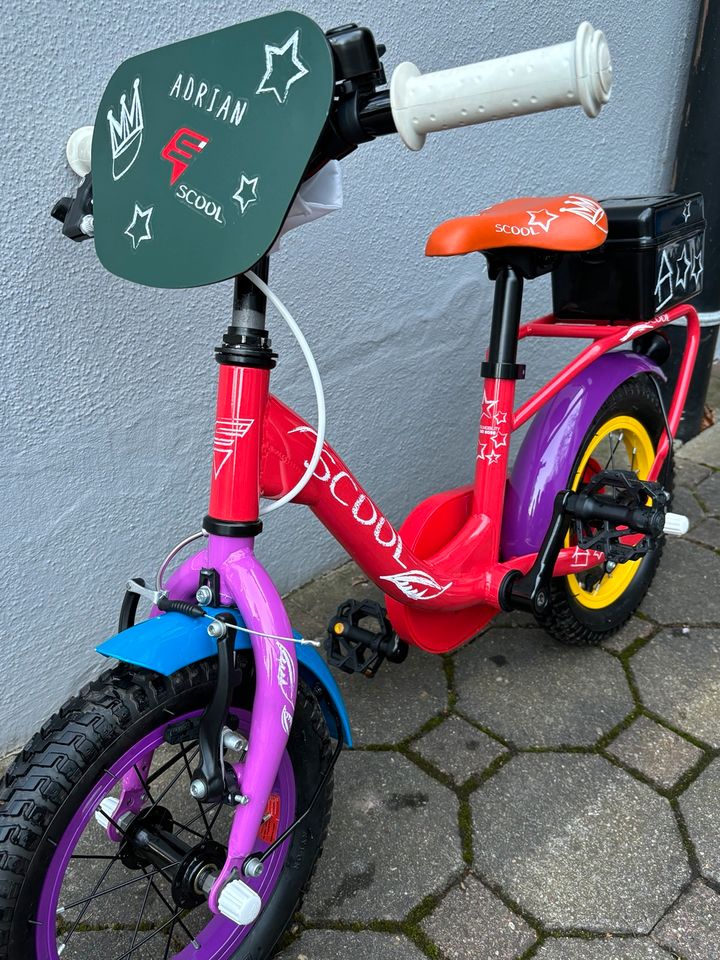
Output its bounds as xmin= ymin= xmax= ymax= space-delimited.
xmin=568 ymin=469 xmax=669 ymax=563
xmin=326 ymin=599 xmax=408 ymax=678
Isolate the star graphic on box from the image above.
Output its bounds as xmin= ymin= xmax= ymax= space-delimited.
xmin=232 ymin=174 xmax=259 ymax=215
xmin=675 ymin=246 xmax=693 ymax=291
xmin=691 ymin=247 xmax=704 ymax=287
xmin=124 ymin=204 xmax=153 ymax=249
xmin=527 ymin=209 xmax=559 ymax=233
xmin=256 ymin=30 xmax=309 ymax=104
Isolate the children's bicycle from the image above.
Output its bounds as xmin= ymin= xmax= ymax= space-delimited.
xmin=0 ymin=12 xmax=703 ymax=960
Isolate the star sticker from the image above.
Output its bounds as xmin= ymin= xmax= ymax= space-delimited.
xmin=494 ymin=410 xmax=508 ymax=426
xmin=476 ymin=444 xmax=488 ymax=461
xmin=492 ymin=432 xmax=508 ymax=448
xmin=486 ymin=449 xmax=501 ymax=465
xmin=527 ymin=208 xmax=559 ymax=233
xmin=675 ymin=246 xmax=693 ymax=290
xmin=682 ymin=200 xmax=692 ymax=222
xmin=124 ymin=204 xmax=153 ymax=249
xmin=232 ymin=174 xmax=259 ymax=214
xmin=256 ymin=30 xmax=308 ymax=104
xmin=691 ymin=247 xmax=704 ymax=287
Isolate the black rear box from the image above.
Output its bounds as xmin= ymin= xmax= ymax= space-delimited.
xmin=551 ymin=193 xmax=705 ymax=322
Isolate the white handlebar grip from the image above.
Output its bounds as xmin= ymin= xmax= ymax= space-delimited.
xmin=390 ymin=21 xmax=612 ymax=150
xmin=66 ymin=125 xmax=94 ymax=176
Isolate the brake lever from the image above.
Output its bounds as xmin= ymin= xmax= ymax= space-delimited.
xmin=51 ymin=172 xmax=94 ymax=241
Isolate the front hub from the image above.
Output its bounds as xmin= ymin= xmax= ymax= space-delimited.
xmin=119 ymin=805 xmax=227 ymax=908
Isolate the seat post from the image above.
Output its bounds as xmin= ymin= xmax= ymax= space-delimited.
xmin=481 ymin=265 xmax=526 ymax=380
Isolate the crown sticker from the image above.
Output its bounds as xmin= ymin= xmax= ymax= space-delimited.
xmin=107 ymin=77 xmax=144 ymax=181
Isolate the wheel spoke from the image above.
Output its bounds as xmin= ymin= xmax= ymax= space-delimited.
xmin=162 ymin=917 xmax=178 ymax=960
xmin=70 ymin=853 xmax=120 ymax=861
xmin=133 ymin=763 xmax=156 ymax=806
xmin=111 ymin=903 xmax=188 ymax=960
xmin=149 ymin=877 xmax=201 ymax=950
xmin=179 ymin=801 xmax=222 ymax=835
xmin=207 ymin=801 xmax=224 ymax=837
xmin=146 ymin=747 xmax=200 ymax=815
xmin=146 ymin=747 xmax=188 ymax=788
xmin=129 ymin=874 xmax=154 ymax=951
xmin=62 ymin=855 xmax=120 ymax=947
xmin=60 ymin=858 xmax=185 ymax=912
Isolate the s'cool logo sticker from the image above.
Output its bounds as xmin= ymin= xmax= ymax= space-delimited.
xmin=256 ymin=30 xmax=309 ymax=104
xmin=281 ymin=705 xmax=294 ymax=735
xmin=380 ymin=570 xmax=452 ymax=601
xmin=161 ymin=128 xmax=210 ymax=186
xmin=107 ymin=77 xmax=144 ymax=181
xmin=275 ymin=643 xmax=296 ymax=705
xmin=213 ymin=418 xmax=254 ymax=478
xmin=176 ymin=185 xmax=225 ymax=225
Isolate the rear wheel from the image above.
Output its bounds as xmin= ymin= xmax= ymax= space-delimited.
xmin=0 ymin=659 xmax=333 ymax=960
xmin=539 ymin=375 xmax=670 ymax=646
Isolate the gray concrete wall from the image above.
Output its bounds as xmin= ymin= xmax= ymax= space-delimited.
xmin=0 ymin=0 xmax=698 ymax=753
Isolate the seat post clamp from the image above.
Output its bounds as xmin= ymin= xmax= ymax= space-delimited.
xmin=480 ymin=361 xmax=526 ymax=381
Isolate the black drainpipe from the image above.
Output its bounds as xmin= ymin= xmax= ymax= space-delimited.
xmin=666 ymin=0 xmax=719 ymax=440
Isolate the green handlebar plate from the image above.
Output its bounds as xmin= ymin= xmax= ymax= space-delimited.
xmin=92 ymin=11 xmax=334 ymax=288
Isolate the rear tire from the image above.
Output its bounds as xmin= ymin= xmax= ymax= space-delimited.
xmin=0 ymin=659 xmax=333 ymax=960
xmin=539 ymin=375 xmax=671 ymax=646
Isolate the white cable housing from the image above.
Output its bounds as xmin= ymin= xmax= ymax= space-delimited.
xmin=244 ymin=271 xmax=326 ymax=516
xmin=391 ymin=21 xmax=612 ymax=150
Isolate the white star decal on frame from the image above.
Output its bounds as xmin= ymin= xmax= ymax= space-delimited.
xmin=256 ymin=30 xmax=309 ymax=104
xmin=232 ymin=174 xmax=259 ymax=214
xmin=527 ymin=209 xmax=559 ymax=233
xmin=124 ymin=204 xmax=153 ymax=249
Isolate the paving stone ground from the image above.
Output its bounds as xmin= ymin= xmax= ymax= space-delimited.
xmin=5 ymin=378 xmax=718 ymax=958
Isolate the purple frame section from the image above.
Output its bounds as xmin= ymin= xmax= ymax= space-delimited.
xmin=501 ymin=352 xmax=664 ymax=558
xmin=162 ymin=535 xmax=298 ymax=912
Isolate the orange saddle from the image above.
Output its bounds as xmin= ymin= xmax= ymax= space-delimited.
xmin=426 ymin=194 xmax=608 ymax=257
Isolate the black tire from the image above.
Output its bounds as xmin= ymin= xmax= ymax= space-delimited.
xmin=0 ymin=658 xmax=333 ymax=960
xmin=538 ymin=374 xmax=671 ymax=646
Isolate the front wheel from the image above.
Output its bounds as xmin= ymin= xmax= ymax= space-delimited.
xmin=0 ymin=659 xmax=333 ymax=960
xmin=539 ymin=374 xmax=671 ymax=646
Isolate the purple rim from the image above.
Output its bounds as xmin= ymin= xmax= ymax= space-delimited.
xmin=35 ymin=708 xmax=296 ymax=960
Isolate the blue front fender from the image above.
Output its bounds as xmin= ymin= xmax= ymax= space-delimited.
xmin=97 ymin=608 xmax=352 ymax=747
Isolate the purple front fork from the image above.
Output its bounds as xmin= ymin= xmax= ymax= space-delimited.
xmin=162 ymin=534 xmax=298 ymax=912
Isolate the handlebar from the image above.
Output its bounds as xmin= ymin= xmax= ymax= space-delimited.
xmin=389 ymin=21 xmax=612 ymax=150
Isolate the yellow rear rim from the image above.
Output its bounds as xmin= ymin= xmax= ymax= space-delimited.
xmin=566 ymin=414 xmax=655 ymax=610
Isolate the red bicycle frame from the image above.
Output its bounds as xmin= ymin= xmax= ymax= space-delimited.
xmin=208 ymin=302 xmax=699 ymax=653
